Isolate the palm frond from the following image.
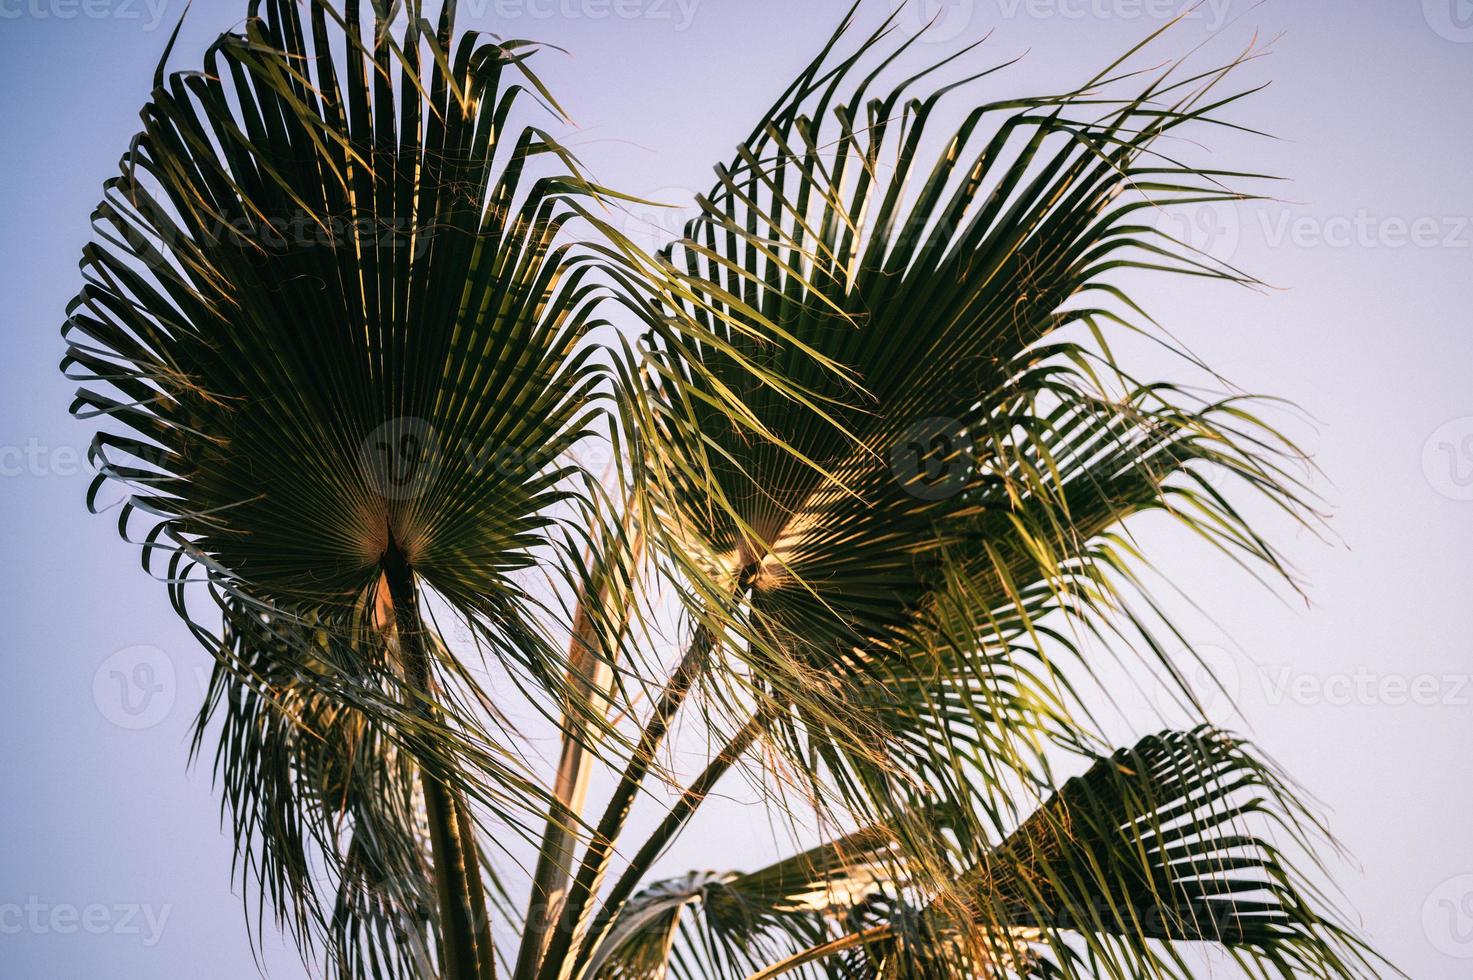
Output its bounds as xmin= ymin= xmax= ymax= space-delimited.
xmin=61 ymin=0 xmax=636 ymax=972
xmin=597 ymin=730 xmax=1384 ymax=980
xmin=60 ymin=4 xmax=1390 ymax=980
xmin=620 ymin=1 xmax=1311 ymax=903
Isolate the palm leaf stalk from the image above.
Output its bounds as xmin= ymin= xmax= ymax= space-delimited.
xmin=62 ymin=1 xmax=1391 ymax=978
xmin=384 ymin=541 xmax=495 ymax=979
xmin=517 ymin=526 xmax=645 ymax=979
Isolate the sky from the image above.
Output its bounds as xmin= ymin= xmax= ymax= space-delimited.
xmin=1 ymin=0 xmax=1472 ymax=977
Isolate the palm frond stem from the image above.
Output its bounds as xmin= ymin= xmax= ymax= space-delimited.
xmin=540 ymin=565 xmax=759 ymax=980
xmin=384 ymin=541 xmax=495 ymax=980
xmin=574 ymin=704 xmax=776 ymax=980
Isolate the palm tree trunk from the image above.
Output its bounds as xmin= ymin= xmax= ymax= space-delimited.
xmin=537 ymin=564 xmax=758 ymax=980
xmin=513 ymin=529 xmax=644 ymax=980
xmin=383 ymin=543 xmax=495 ymax=980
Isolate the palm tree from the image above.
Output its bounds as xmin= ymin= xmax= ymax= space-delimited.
xmin=62 ymin=1 xmax=1388 ymax=978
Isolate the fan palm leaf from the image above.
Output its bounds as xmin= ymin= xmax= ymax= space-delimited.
xmin=61 ymin=0 xmax=653 ymax=974
xmin=543 ymin=10 xmax=1376 ymax=980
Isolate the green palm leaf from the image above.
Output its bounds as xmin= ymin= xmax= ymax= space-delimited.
xmin=557 ymin=11 xmax=1374 ymax=980
xmin=592 ymin=731 xmax=1384 ymax=980
xmin=61 ymin=0 xmax=645 ymax=974
xmin=618 ymin=2 xmax=1309 ymax=892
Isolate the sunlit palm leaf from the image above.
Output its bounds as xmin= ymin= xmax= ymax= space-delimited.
xmin=60 ymin=3 xmax=1391 ymax=980
xmin=620 ymin=0 xmax=1302 ymax=885
xmin=61 ymin=0 xmax=635 ymax=973
xmin=574 ymin=11 xmax=1368 ymax=980
xmin=594 ymin=731 xmax=1382 ymax=980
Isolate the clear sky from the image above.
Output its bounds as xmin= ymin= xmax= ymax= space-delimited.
xmin=2 ymin=1 xmax=1472 ymax=977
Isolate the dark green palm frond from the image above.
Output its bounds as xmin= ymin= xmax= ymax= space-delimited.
xmin=193 ymin=601 xmax=431 ymax=979
xmin=60 ymin=0 xmax=640 ymax=973
xmin=569 ymin=14 xmax=1380 ymax=980
xmin=626 ymin=8 xmax=1307 ymax=866
xmin=770 ymin=364 xmax=1322 ymax=855
xmin=59 ymin=2 xmax=1391 ymax=979
xmin=192 ymin=594 xmax=549 ymax=979
xmin=938 ymin=728 xmax=1385 ymax=978
xmin=65 ymin=0 xmax=608 ymax=655
xmin=602 ymin=730 xmax=1382 ymax=980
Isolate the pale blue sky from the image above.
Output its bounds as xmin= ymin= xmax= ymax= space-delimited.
xmin=2 ymin=1 xmax=1472 ymax=977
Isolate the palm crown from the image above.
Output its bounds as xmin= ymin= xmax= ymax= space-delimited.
xmin=63 ymin=1 xmax=1386 ymax=978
